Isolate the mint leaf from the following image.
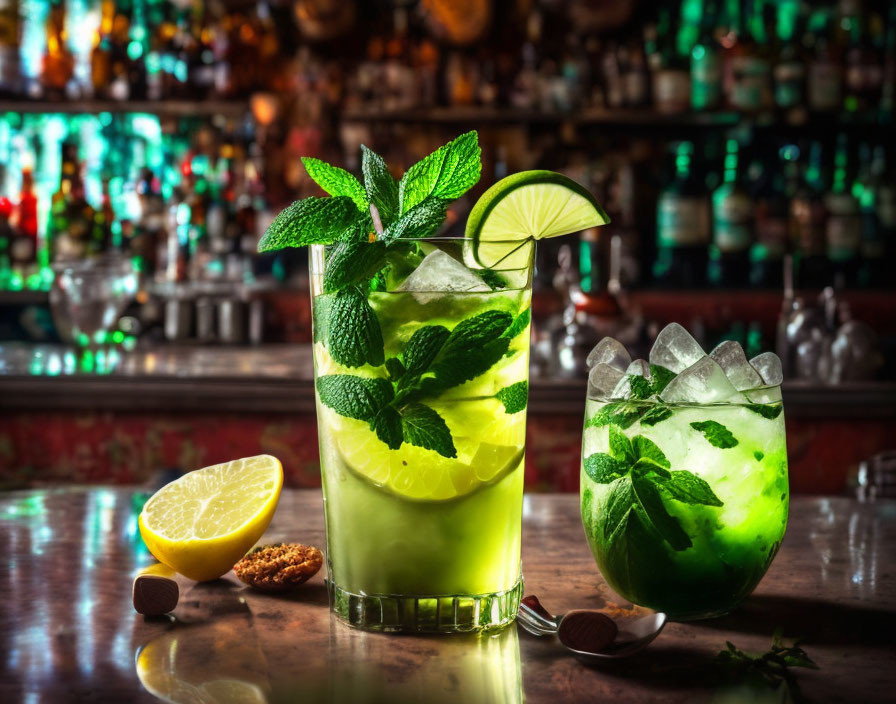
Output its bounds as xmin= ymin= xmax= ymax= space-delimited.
xmin=754 ymin=450 xmax=765 ymax=462
xmin=258 ymin=196 xmax=360 ymax=251
xmin=745 ymin=403 xmax=783 ymax=420
xmin=373 ymin=406 xmax=403 ymax=449
xmin=323 ymin=240 xmax=387 ymax=293
xmin=328 ymin=286 xmax=384 ymax=368
xmin=656 ymin=470 xmax=723 ymax=507
xmin=431 ymin=310 xmax=512 ymax=387
xmin=301 ymin=157 xmax=367 ymax=211
xmin=477 ymin=268 xmax=508 ymax=290
xmin=604 ymin=476 xmax=637 ymax=541
xmin=385 ymin=358 xmax=406 ymax=381
xmin=584 ymin=453 xmax=623 ymax=483
xmin=649 ymin=364 xmax=676 ymax=394
xmin=398 ymin=131 xmax=481 ymax=214
xmin=361 ymin=145 xmax=399 ymax=226
xmin=690 ymin=420 xmax=739 ymax=449
xmin=312 ymin=294 xmax=332 ymax=344
xmin=586 ymin=401 xmax=643 ymax=430
xmin=496 ymin=381 xmax=528 ymax=414
xmin=641 ymin=405 xmax=672 ymax=426
xmin=631 ymin=435 xmax=670 ymax=469
xmin=316 ymin=375 xmax=393 ymax=422
xmin=382 ymin=197 xmax=448 ymax=241
xmin=628 ymin=375 xmax=653 ymax=400
xmin=631 ymin=475 xmax=692 ymax=551
xmin=609 ymin=425 xmax=635 ymax=463
xmin=503 ymin=309 xmax=530 ymax=340
xmin=400 ymin=403 xmax=457 ymax=458
xmin=402 ymin=325 xmax=450 ymax=375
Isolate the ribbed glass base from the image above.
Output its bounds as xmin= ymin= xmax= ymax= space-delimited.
xmin=327 ymin=577 xmax=524 ymax=633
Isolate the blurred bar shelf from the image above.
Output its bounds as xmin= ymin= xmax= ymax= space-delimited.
xmin=0 ymin=100 xmax=249 ymax=117
xmin=0 ymin=290 xmax=50 ymax=305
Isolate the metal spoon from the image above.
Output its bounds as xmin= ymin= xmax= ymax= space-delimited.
xmin=517 ymin=594 xmax=667 ymax=660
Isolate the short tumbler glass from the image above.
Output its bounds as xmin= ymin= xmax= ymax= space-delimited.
xmin=580 ymin=391 xmax=789 ymax=620
xmin=311 ymin=238 xmax=533 ymax=632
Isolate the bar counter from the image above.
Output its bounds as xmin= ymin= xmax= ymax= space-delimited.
xmin=1 ymin=489 xmax=894 ymax=703
xmin=1 ymin=344 xmax=894 ymax=494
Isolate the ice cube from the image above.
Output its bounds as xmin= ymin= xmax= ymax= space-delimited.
xmin=396 ymin=250 xmax=490 ymax=303
xmin=659 ymin=356 xmax=744 ymax=404
xmin=586 ymin=337 xmax=631 ymax=371
xmin=649 ymin=323 xmax=706 ymax=374
xmin=710 ymin=340 xmax=764 ymax=391
xmin=588 ymin=363 xmax=625 ymax=400
xmin=626 ymin=359 xmax=650 ymax=378
xmin=609 ymin=359 xmax=652 ymax=399
xmin=750 ymin=352 xmax=783 ymax=386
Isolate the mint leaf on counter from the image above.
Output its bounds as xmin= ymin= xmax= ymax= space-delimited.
xmin=382 ymin=197 xmax=448 ymax=241
xmin=258 ymin=196 xmax=361 ymax=251
xmin=328 ymin=286 xmax=385 ymax=368
xmin=584 ymin=453 xmax=623 ymax=483
xmin=717 ymin=630 xmax=818 ymax=702
xmin=400 ymin=403 xmax=457 ymax=458
xmin=361 ymin=145 xmax=399 ymax=226
xmin=323 ymin=240 xmax=387 ymax=293
xmin=301 ymin=157 xmax=368 ymax=211
xmin=745 ymin=403 xmax=783 ymax=420
xmin=401 ymin=325 xmax=450 ymax=376
xmin=398 ymin=130 xmax=481 ymax=214
xmin=316 ymin=375 xmax=393 ymax=422
xmin=431 ymin=310 xmax=512 ymax=388
xmin=690 ymin=420 xmax=739 ymax=449
xmin=496 ymin=381 xmax=528 ymax=414
xmin=656 ymin=470 xmax=724 ymax=507
xmin=373 ymin=406 xmax=403 ymax=450
xmin=649 ymin=364 xmax=676 ymax=394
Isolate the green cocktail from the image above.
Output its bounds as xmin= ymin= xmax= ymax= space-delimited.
xmin=258 ymin=132 xmax=609 ymax=631
xmin=312 ymin=238 xmax=532 ymax=631
xmin=580 ymin=326 xmax=789 ymax=620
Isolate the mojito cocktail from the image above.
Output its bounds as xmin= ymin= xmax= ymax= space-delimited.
xmin=258 ymin=131 xmax=609 ymax=631
xmin=581 ymin=325 xmax=789 ymax=620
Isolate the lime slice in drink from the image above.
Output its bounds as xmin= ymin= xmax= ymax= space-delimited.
xmin=321 ymin=402 xmax=524 ymax=501
xmin=466 ymin=170 xmax=610 ymax=269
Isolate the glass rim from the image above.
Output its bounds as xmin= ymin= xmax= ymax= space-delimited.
xmin=586 ymin=386 xmax=783 ymax=407
xmin=310 ymin=237 xmax=535 ymax=245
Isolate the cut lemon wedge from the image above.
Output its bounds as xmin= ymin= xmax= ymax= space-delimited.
xmin=138 ymin=455 xmax=283 ymax=582
xmin=466 ymin=170 xmax=610 ymax=269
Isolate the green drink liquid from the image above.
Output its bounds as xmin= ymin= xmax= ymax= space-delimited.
xmin=313 ymin=274 xmax=531 ymax=631
xmin=581 ymin=398 xmax=789 ymax=620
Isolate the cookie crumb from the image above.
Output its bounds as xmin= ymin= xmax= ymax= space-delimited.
xmin=234 ymin=543 xmax=323 ymax=592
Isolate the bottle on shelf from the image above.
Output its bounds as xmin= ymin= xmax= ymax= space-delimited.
xmin=726 ymin=0 xmax=773 ymax=112
xmin=841 ymin=0 xmax=884 ymax=113
xmin=854 ymin=143 xmax=885 ymax=287
xmin=690 ymin=0 xmax=723 ymax=112
xmin=13 ymin=166 xmax=39 ymax=272
xmin=750 ymin=144 xmax=792 ymax=288
xmin=824 ymin=133 xmax=862 ymax=287
xmin=654 ymin=140 xmax=710 ymax=288
xmin=805 ymin=7 xmax=843 ymax=112
xmin=710 ymin=135 xmax=753 ymax=287
xmin=42 ymin=0 xmax=75 ymax=99
xmin=652 ymin=7 xmax=691 ymax=114
xmin=773 ymin=4 xmax=807 ymax=117
xmin=790 ymin=141 xmax=832 ymax=289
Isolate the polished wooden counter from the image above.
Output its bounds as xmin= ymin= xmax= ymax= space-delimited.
xmin=1 ymin=489 xmax=894 ymax=703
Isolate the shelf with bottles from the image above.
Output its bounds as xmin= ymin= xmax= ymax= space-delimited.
xmin=0 ymin=99 xmax=248 ymax=117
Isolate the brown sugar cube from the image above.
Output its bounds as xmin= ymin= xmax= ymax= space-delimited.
xmin=133 ymin=573 xmax=179 ymax=616
xmin=233 ymin=543 xmax=323 ymax=592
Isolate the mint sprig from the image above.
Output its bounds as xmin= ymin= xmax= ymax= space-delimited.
xmin=328 ymin=286 xmax=384 ymax=368
xmin=398 ymin=131 xmax=481 ymax=214
xmin=258 ymin=196 xmax=362 ymax=251
xmin=382 ymin=197 xmax=448 ymax=242
xmin=690 ymin=420 xmax=739 ymax=448
xmin=301 ymin=157 xmax=368 ymax=211
xmin=584 ymin=424 xmax=724 ymax=551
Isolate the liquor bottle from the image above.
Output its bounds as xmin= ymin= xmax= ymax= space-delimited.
xmin=710 ymin=137 xmax=753 ymax=287
xmin=13 ymin=167 xmax=38 ymax=269
xmin=654 ymin=141 xmax=710 ymax=288
xmin=841 ymin=1 xmax=884 ymax=113
xmin=773 ymin=5 xmax=806 ymax=116
xmin=652 ymin=8 xmax=690 ymax=114
xmin=42 ymin=0 xmax=75 ymax=99
xmin=789 ymin=142 xmax=831 ymax=288
xmin=727 ymin=0 xmax=772 ymax=112
xmin=806 ymin=10 xmax=843 ymax=112
xmin=0 ymin=0 xmax=21 ymax=96
xmin=824 ymin=133 xmax=861 ymax=287
xmin=751 ymin=146 xmax=791 ymax=288
xmin=622 ymin=39 xmax=650 ymax=108
xmin=691 ymin=0 xmax=723 ymax=111
xmin=854 ymin=143 xmax=885 ymax=287
xmin=90 ymin=178 xmax=115 ymax=255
